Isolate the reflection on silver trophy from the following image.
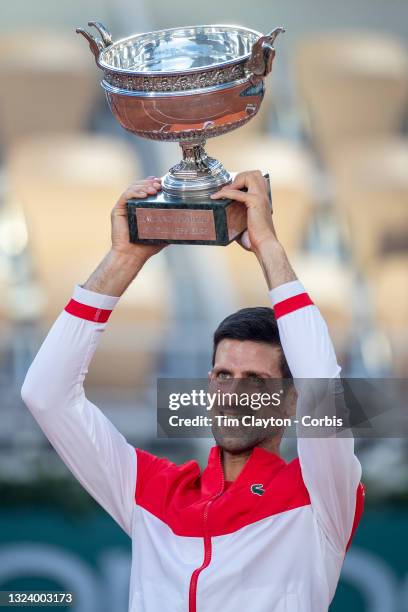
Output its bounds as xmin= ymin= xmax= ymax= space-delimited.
xmin=77 ymin=22 xmax=284 ymax=245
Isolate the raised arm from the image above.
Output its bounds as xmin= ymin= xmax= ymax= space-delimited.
xmin=269 ymin=280 xmax=362 ymax=553
xmin=212 ymin=171 xmax=363 ymax=553
xmin=21 ymin=177 xmax=165 ymax=536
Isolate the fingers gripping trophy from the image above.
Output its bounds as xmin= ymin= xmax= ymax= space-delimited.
xmin=76 ymin=22 xmax=284 ymax=246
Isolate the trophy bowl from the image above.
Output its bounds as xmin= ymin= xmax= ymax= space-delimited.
xmin=76 ymin=22 xmax=284 ymax=244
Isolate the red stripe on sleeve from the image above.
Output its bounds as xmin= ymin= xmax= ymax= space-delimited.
xmin=64 ymin=299 xmax=113 ymax=323
xmin=273 ymin=292 xmax=314 ymax=319
xmin=346 ymin=482 xmax=365 ymax=551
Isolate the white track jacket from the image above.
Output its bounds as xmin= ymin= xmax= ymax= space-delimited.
xmin=21 ymin=279 xmax=364 ymax=612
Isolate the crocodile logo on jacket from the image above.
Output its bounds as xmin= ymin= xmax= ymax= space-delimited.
xmin=250 ymin=483 xmax=265 ymax=496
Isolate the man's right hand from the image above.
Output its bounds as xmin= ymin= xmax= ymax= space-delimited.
xmin=83 ymin=177 xmax=167 ymax=297
xmin=111 ymin=176 xmax=167 ymax=260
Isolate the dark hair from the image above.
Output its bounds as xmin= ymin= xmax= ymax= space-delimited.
xmin=212 ymin=307 xmax=292 ymax=379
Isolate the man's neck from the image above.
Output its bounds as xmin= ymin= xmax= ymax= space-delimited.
xmin=222 ymin=438 xmax=281 ymax=482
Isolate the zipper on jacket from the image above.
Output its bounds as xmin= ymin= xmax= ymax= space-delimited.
xmin=188 ymin=450 xmax=225 ymax=612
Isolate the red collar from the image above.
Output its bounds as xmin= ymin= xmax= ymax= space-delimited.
xmin=200 ymin=445 xmax=286 ymax=497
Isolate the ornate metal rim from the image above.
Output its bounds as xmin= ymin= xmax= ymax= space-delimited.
xmin=77 ymin=23 xmax=285 ymax=92
xmin=101 ymin=66 xmax=249 ymax=95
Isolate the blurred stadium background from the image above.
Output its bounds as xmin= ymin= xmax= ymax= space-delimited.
xmin=0 ymin=1 xmax=407 ymax=610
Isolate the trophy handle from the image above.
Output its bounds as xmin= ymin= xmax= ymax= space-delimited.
xmin=246 ymin=27 xmax=285 ymax=82
xmin=76 ymin=21 xmax=113 ymax=65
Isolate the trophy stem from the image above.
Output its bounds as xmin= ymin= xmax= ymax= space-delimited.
xmin=180 ymin=141 xmax=211 ymax=173
xmin=162 ymin=140 xmax=231 ymax=197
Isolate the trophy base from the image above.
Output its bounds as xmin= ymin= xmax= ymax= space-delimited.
xmin=127 ymin=172 xmax=270 ymax=246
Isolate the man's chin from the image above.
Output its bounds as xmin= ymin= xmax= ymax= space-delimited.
xmin=213 ymin=434 xmax=260 ymax=455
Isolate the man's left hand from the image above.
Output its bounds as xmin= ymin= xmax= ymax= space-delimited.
xmin=210 ymin=170 xmax=277 ymax=253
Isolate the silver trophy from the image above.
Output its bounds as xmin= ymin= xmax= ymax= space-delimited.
xmin=77 ymin=22 xmax=284 ymax=245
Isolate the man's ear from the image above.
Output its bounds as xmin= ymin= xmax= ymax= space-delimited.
xmin=208 ymin=370 xmax=212 ymax=382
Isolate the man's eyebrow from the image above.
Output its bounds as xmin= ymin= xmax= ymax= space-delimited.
xmin=212 ymin=366 xmax=233 ymax=372
xmin=242 ymin=370 xmax=272 ymax=378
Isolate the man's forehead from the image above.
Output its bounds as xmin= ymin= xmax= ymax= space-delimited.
xmin=214 ymin=338 xmax=281 ymax=370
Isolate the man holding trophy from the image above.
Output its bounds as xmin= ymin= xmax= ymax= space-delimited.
xmin=21 ymin=21 xmax=364 ymax=612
